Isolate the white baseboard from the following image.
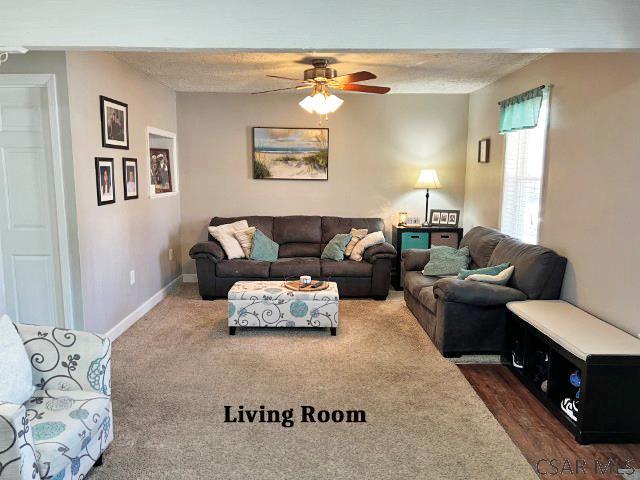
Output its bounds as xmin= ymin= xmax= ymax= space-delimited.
xmin=182 ymin=273 xmax=198 ymax=283
xmin=105 ymin=276 xmax=182 ymax=342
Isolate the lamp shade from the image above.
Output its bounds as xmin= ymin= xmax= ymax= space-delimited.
xmin=414 ymin=169 xmax=442 ymax=189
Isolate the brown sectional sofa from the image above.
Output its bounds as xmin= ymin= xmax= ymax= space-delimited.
xmin=402 ymin=226 xmax=567 ymax=357
xmin=189 ymin=215 xmax=396 ymax=299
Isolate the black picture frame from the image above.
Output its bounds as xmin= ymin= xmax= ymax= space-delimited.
xmin=100 ymin=95 xmax=129 ymax=149
xmin=95 ymin=157 xmax=116 ymax=206
xmin=252 ymin=127 xmax=329 ymax=181
xmin=429 ymin=209 xmax=460 ymax=227
xmin=478 ymin=138 xmax=490 ymax=163
xmin=122 ymin=157 xmax=139 ymax=200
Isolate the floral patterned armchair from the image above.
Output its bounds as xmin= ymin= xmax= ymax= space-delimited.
xmin=0 ymin=324 xmax=112 ymax=480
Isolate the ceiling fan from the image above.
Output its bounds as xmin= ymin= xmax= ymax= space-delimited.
xmin=253 ymin=58 xmax=391 ymax=116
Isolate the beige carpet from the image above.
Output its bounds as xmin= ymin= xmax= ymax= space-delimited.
xmin=88 ymin=284 xmax=536 ymax=480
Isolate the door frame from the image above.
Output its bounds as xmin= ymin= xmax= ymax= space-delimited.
xmin=0 ymin=74 xmax=74 ymax=327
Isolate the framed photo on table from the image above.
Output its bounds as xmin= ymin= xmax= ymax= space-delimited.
xmin=95 ymin=157 xmax=115 ymax=206
xmin=100 ymin=96 xmax=129 ymax=149
xmin=429 ymin=209 xmax=460 ymax=227
xmin=122 ymin=157 xmax=139 ymax=200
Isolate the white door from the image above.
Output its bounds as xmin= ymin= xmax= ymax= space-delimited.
xmin=0 ymin=81 xmax=65 ymax=327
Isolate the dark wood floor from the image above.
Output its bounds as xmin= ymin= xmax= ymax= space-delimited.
xmin=459 ymin=365 xmax=640 ymax=479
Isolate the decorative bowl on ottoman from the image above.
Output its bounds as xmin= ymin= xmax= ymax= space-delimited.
xmin=227 ymin=280 xmax=339 ymax=335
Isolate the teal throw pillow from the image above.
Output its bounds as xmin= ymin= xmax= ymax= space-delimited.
xmin=458 ymin=262 xmax=511 ymax=280
xmin=422 ymin=246 xmax=470 ymax=277
xmin=321 ymin=233 xmax=352 ymax=261
xmin=250 ymin=229 xmax=279 ymax=262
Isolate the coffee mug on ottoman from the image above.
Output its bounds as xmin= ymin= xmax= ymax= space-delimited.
xmin=300 ymin=275 xmax=312 ymax=285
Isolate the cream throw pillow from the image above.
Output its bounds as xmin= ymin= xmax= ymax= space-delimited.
xmin=349 ymin=231 xmax=385 ymax=262
xmin=0 ymin=314 xmax=35 ymax=404
xmin=344 ymin=228 xmax=368 ymax=257
xmin=467 ymin=265 xmax=515 ymax=286
xmin=234 ymin=227 xmax=256 ymax=258
xmin=208 ymin=220 xmax=249 ymax=259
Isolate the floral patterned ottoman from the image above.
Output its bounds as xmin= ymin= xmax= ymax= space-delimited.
xmin=227 ymin=281 xmax=339 ymax=335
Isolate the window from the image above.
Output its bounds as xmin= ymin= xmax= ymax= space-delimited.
xmin=500 ymin=93 xmax=550 ymax=244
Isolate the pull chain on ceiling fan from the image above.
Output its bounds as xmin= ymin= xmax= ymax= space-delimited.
xmin=252 ymin=58 xmax=391 ymax=118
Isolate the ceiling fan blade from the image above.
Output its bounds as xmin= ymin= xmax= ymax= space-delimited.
xmin=339 ymin=84 xmax=391 ymax=94
xmin=252 ymin=85 xmax=307 ymax=94
xmin=332 ymin=71 xmax=377 ymax=84
xmin=266 ymin=75 xmax=305 ymax=82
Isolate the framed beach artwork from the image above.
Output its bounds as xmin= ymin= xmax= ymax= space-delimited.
xmin=252 ymin=127 xmax=329 ymax=180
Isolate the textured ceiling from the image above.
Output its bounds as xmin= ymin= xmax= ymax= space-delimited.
xmin=112 ymin=52 xmax=544 ymax=94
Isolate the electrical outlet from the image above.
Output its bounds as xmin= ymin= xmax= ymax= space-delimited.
xmin=169 ymin=248 xmax=173 ymax=261
xmin=130 ymin=270 xmax=135 ymax=285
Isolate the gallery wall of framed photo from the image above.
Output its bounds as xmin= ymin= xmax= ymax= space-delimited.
xmin=96 ymin=96 xmax=178 ymax=205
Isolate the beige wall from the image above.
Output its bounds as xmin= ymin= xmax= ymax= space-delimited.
xmin=66 ymin=52 xmax=181 ymax=334
xmin=464 ymin=53 xmax=640 ymax=336
xmin=177 ymin=93 xmax=469 ymax=274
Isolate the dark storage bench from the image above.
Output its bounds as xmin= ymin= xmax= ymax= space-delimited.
xmin=504 ymin=300 xmax=640 ymax=444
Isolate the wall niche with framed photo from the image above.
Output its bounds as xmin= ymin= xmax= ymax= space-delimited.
xmin=100 ymin=95 xmax=129 ymax=149
xmin=147 ymin=126 xmax=179 ymax=198
xmin=95 ymin=157 xmax=115 ymax=206
xmin=122 ymin=157 xmax=139 ymax=200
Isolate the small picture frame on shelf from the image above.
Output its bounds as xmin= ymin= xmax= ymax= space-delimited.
xmin=478 ymin=138 xmax=490 ymax=163
xmin=429 ymin=209 xmax=460 ymax=227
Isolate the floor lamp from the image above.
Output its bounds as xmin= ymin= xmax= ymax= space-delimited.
xmin=414 ymin=169 xmax=442 ymax=226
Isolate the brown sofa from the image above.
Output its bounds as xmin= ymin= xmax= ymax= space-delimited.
xmin=402 ymin=226 xmax=567 ymax=357
xmin=189 ymin=216 xmax=396 ymax=299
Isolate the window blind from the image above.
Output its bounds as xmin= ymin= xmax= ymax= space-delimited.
xmin=500 ymin=90 xmax=550 ymax=244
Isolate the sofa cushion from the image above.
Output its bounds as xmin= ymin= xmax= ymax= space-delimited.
xmin=270 ymin=257 xmax=321 ymax=278
xmin=418 ymin=286 xmax=438 ymax=314
xmin=404 ymin=271 xmax=440 ymax=299
xmin=321 ymin=259 xmax=372 ymax=277
xmin=321 ymin=217 xmax=384 ymax=244
xmin=216 ymin=259 xmax=270 ymax=278
xmin=460 ymin=226 xmax=508 ymax=270
xmin=28 ymin=389 xmax=111 ymax=477
xmin=488 ymin=237 xmax=567 ymax=299
xmin=321 ymin=233 xmax=352 ymax=261
xmin=250 ymin=229 xmax=279 ymax=262
xmin=210 ymin=216 xmax=274 ymax=240
xmin=273 ymin=216 xmax=321 ymax=244
xmin=278 ymin=243 xmax=322 ymax=258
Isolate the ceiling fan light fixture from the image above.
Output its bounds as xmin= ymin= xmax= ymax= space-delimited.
xmin=326 ymin=94 xmax=344 ymax=112
xmin=298 ymin=95 xmax=315 ymax=113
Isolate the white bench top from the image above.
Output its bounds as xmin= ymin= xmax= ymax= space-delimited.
xmin=507 ymin=300 xmax=640 ymax=361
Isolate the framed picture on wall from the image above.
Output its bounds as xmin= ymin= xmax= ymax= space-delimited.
xmin=478 ymin=138 xmax=490 ymax=163
xmin=252 ymin=127 xmax=329 ymax=180
xmin=95 ymin=157 xmax=115 ymax=206
xmin=149 ymin=148 xmax=173 ymax=194
xmin=100 ymin=96 xmax=129 ymax=149
xmin=122 ymin=157 xmax=139 ymax=200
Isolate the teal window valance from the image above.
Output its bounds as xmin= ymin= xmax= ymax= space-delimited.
xmin=499 ymin=85 xmax=549 ymax=134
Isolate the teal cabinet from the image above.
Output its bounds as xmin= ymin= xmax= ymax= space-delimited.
xmin=401 ymin=231 xmax=430 ymax=251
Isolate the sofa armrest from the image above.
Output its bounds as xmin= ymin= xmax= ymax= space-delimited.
xmin=0 ymin=402 xmax=39 ymax=480
xmin=401 ymin=249 xmax=431 ymax=271
xmin=363 ymin=242 xmax=397 ymax=263
xmin=189 ymin=241 xmax=225 ymax=263
xmin=433 ymin=278 xmax=527 ymax=306
xmin=16 ymin=325 xmax=111 ymax=396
